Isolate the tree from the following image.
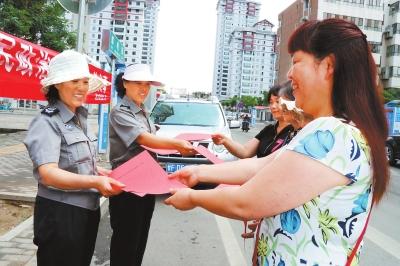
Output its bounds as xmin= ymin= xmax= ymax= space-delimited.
xmin=241 ymin=95 xmax=258 ymax=108
xmin=192 ymin=91 xmax=211 ymax=99
xmin=383 ymin=88 xmax=400 ymax=103
xmin=261 ymin=90 xmax=269 ymax=106
xmin=0 ymin=0 xmax=76 ymax=51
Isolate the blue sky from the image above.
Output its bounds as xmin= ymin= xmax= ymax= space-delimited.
xmin=153 ymin=0 xmax=295 ymax=92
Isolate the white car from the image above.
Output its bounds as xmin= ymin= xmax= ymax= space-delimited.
xmin=150 ymin=97 xmax=235 ymax=173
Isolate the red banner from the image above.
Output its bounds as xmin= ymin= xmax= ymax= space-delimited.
xmin=0 ymin=30 xmax=111 ymax=104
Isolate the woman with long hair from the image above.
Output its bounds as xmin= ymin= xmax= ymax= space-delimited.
xmin=165 ymin=19 xmax=389 ymax=265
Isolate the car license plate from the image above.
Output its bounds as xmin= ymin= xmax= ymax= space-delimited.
xmin=166 ymin=163 xmax=186 ymax=173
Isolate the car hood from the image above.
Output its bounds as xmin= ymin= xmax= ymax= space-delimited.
xmin=155 ymin=125 xmax=231 ymax=139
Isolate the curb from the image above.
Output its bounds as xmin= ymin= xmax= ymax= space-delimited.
xmin=0 ymin=192 xmax=35 ymax=202
xmin=0 ymin=216 xmax=33 ymax=242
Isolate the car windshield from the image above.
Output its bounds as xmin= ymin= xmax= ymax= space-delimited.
xmin=150 ymin=102 xmax=225 ymax=127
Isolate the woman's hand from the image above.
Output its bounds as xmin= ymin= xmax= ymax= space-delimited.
xmin=94 ymin=176 xmax=125 ymax=197
xmin=211 ymin=133 xmax=227 ymax=145
xmin=168 ymin=165 xmax=200 ymax=187
xmin=164 ymin=188 xmax=195 ymax=211
xmin=176 ymin=140 xmax=196 ymax=156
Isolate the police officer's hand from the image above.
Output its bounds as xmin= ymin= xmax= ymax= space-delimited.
xmin=95 ymin=176 xmax=125 ymax=197
xmin=168 ymin=165 xmax=199 ymax=187
xmin=211 ymin=133 xmax=227 ymax=145
xmin=96 ymin=166 xmax=111 ymax=176
xmin=176 ymin=140 xmax=196 ymax=156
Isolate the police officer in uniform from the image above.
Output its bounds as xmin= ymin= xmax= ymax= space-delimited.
xmin=109 ymin=64 xmax=195 ymax=266
xmin=24 ymin=50 xmax=124 ymax=266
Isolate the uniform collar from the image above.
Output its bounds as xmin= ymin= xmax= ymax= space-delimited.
xmin=54 ymin=100 xmax=88 ymax=123
xmin=121 ymin=95 xmax=145 ymax=114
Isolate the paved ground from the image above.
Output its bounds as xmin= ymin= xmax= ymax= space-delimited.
xmin=0 ymin=127 xmax=38 ymax=265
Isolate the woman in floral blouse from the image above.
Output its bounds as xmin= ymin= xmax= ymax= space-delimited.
xmin=165 ymin=19 xmax=389 ymax=266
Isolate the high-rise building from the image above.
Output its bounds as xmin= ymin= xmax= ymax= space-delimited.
xmin=213 ymin=0 xmax=278 ymax=100
xmin=276 ymin=0 xmax=384 ymax=84
xmin=66 ymin=0 xmax=160 ymax=70
xmin=227 ymin=20 xmax=276 ymax=98
xmin=381 ymin=0 xmax=400 ymax=89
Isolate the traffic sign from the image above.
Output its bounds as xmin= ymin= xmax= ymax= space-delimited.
xmin=101 ymin=29 xmax=124 ymax=61
xmin=57 ymin=0 xmax=112 ymax=15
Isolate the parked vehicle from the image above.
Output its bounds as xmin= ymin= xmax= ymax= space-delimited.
xmin=150 ymin=97 xmax=235 ymax=173
xmin=225 ymin=111 xmax=240 ymax=128
xmin=228 ymin=119 xmax=241 ymax=128
xmin=386 ymin=136 xmax=400 ymax=166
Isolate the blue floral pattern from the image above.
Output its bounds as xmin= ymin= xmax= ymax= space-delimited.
xmin=256 ymin=117 xmax=372 ymax=266
xmin=280 ymin=210 xmax=301 ymax=234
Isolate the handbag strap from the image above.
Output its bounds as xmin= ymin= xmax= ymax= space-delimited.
xmin=251 ymin=218 xmax=263 ymax=266
xmin=345 ymin=206 xmax=373 ymax=266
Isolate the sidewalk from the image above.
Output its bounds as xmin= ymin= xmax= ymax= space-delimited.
xmin=0 ymin=129 xmax=38 ymax=266
xmin=0 ymin=114 xmax=107 ymax=266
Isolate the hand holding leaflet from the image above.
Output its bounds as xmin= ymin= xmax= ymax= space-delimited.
xmin=110 ymin=150 xmax=186 ymax=196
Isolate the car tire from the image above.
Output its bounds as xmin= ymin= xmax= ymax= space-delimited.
xmin=386 ymin=144 xmax=396 ymax=166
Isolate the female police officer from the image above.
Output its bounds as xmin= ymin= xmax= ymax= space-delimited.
xmin=24 ymin=50 xmax=124 ymax=266
xmin=108 ymin=64 xmax=195 ymax=266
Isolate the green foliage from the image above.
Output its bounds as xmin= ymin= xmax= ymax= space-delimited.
xmin=192 ymin=91 xmax=211 ymax=99
xmin=220 ymin=94 xmax=266 ymax=110
xmin=261 ymin=90 xmax=269 ymax=106
xmin=241 ymin=95 xmax=258 ymax=107
xmin=221 ymin=96 xmax=238 ymax=108
xmin=383 ymin=88 xmax=400 ymax=103
xmin=0 ymin=0 xmax=76 ymax=51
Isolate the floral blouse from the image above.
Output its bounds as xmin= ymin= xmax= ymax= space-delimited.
xmin=256 ymin=117 xmax=372 ymax=266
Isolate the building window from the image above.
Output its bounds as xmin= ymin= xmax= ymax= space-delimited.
xmin=390 ymin=1 xmax=400 ymax=15
xmin=357 ymin=18 xmax=363 ymax=26
xmin=386 ymin=44 xmax=400 ymax=57
xmin=369 ymin=42 xmax=381 ymax=53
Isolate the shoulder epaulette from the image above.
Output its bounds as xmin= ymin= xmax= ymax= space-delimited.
xmin=120 ymin=104 xmax=130 ymax=109
xmin=41 ymin=107 xmax=60 ymax=116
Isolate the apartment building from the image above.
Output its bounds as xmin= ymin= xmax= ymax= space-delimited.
xmin=212 ymin=0 xmax=275 ymax=99
xmin=381 ymin=0 xmax=400 ymax=89
xmin=66 ymin=0 xmax=160 ymax=71
xmin=227 ymin=20 xmax=276 ymax=97
xmin=276 ymin=0 xmax=384 ymax=84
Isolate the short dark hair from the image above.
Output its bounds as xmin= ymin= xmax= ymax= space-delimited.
xmin=267 ymin=81 xmax=293 ymax=102
xmin=45 ymin=85 xmax=60 ymax=105
xmin=115 ymin=72 xmax=126 ymax=98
